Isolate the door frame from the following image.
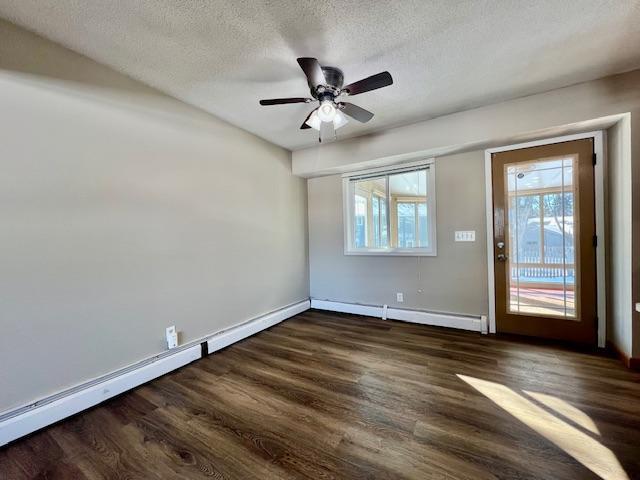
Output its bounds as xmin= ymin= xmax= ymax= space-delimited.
xmin=484 ymin=131 xmax=606 ymax=347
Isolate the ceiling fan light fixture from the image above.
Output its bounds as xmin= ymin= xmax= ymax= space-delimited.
xmin=317 ymin=100 xmax=337 ymax=122
xmin=333 ymin=109 xmax=348 ymax=129
xmin=305 ymin=110 xmax=321 ymax=130
xmin=306 ymin=109 xmax=348 ymax=131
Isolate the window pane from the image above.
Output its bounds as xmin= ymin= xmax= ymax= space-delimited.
xmin=351 ymin=176 xmax=387 ymax=249
xmin=354 ymin=194 xmax=367 ymax=248
xmin=389 ymin=169 xmax=427 ymax=248
xmin=372 ymin=195 xmax=388 ymax=248
xmin=418 ymin=202 xmax=428 ymax=247
xmin=511 ymin=194 xmax=541 ymax=264
xmin=380 ymin=197 xmax=388 ymax=246
xmin=372 ymin=196 xmax=380 ymax=246
xmin=397 ymin=202 xmax=415 ymax=247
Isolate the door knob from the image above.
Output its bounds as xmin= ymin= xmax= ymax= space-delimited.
xmin=497 ymin=253 xmax=508 ymax=261
xmin=496 ymin=241 xmax=505 ymax=250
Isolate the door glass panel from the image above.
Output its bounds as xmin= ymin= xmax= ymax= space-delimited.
xmin=505 ymin=156 xmax=579 ymax=319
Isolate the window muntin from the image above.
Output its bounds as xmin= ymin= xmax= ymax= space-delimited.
xmin=343 ymin=160 xmax=436 ymax=256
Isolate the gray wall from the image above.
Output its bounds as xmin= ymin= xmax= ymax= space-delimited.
xmin=308 ymin=150 xmax=488 ymax=316
xmin=299 ymin=69 xmax=640 ymax=359
xmin=0 ymin=20 xmax=309 ymax=413
xmin=293 ymin=70 xmax=640 ymax=178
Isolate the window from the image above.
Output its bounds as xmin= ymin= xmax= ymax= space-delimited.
xmin=343 ymin=159 xmax=436 ymax=255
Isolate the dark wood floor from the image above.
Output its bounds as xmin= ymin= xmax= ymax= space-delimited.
xmin=2 ymin=309 xmax=640 ymax=479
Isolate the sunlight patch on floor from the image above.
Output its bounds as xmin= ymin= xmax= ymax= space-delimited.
xmin=523 ymin=389 xmax=600 ymax=435
xmin=457 ymin=374 xmax=628 ymax=480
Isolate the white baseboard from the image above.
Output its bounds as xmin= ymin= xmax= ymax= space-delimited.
xmin=311 ymin=299 xmax=486 ymax=333
xmin=0 ymin=346 xmax=201 ymax=448
xmin=0 ymin=299 xmax=310 ymax=447
xmin=311 ymin=299 xmax=382 ymax=318
xmin=207 ymin=300 xmax=310 ymax=353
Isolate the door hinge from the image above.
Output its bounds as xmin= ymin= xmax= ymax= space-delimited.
xmin=593 ymin=235 xmax=598 ymax=247
xmin=592 ymin=153 xmax=597 ymax=166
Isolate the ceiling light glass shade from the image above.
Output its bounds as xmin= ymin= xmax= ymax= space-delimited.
xmin=317 ymin=101 xmax=337 ymax=122
xmin=305 ymin=110 xmax=322 ymax=130
xmin=305 ymin=109 xmax=349 ymax=131
xmin=333 ymin=109 xmax=348 ymax=129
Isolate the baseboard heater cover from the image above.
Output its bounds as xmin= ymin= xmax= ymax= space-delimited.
xmin=310 ymin=299 xmax=487 ymax=333
xmin=0 ymin=299 xmax=310 ymax=447
xmin=207 ymin=300 xmax=310 ymax=353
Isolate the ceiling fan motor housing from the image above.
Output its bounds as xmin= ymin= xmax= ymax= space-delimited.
xmin=310 ymin=66 xmax=344 ymax=99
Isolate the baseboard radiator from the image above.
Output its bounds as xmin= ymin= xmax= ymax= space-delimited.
xmin=0 ymin=299 xmax=310 ymax=447
xmin=310 ymin=299 xmax=488 ymax=334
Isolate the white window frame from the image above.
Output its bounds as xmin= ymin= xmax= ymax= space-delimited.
xmin=342 ymin=159 xmax=437 ymax=256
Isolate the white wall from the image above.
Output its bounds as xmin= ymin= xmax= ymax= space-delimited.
xmin=308 ymin=151 xmax=488 ymax=316
xmin=0 ymin=20 xmax=309 ymax=413
xmin=298 ymin=70 xmax=640 ymax=358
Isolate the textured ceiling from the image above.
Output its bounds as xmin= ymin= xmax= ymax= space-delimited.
xmin=1 ymin=1 xmax=639 ymax=150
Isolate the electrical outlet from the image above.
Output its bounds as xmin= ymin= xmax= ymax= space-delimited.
xmin=455 ymin=230 xmax=476 ymax=242
xmin=396 ymin=292 xmax=404 ymax=303
xmin=166 ymin=326 xmax=178 ymax=349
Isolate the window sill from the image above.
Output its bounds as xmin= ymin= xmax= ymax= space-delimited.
xmin=344 ymin=248 xmax=437 ymax=257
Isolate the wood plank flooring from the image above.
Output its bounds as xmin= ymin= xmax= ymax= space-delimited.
xmin=1 ymin=309 xmax=639 ymax=479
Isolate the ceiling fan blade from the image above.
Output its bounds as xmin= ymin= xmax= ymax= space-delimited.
xmin=342 ymin=71 xmax=393 ymax=96
xmin=259 ymin=97 xmax=312 ymax=106
xmin=338 ymin=102 xmax=374 ymax=123
xmin=300 ymin=108 xmax=317 ymax=129
xmin=319 ymin=121 xmax=335 ymax=143
xmin=297 ymin=57 xmax=326 ymax=88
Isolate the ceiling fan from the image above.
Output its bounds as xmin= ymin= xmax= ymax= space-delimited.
xmin=259 ymin=57 xmax=393 ymax=143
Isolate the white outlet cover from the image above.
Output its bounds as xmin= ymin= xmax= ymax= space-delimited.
xmin=396 ymin=293 xmax=404 ymax=302
xmin=166 ymin=326 xmax=178 ymax=349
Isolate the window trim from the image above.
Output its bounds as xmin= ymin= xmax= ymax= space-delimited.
xmin=342 ymin=159 xmax=437 ymax=256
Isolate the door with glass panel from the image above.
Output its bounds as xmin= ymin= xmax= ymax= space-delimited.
xmin=492 ymin=138 xmax=597 ymax=344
